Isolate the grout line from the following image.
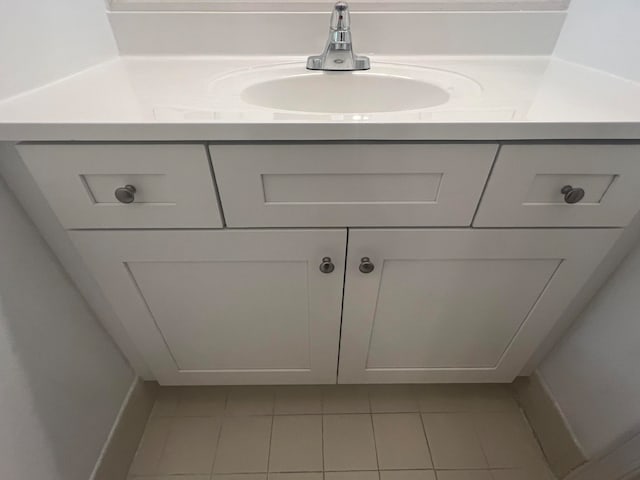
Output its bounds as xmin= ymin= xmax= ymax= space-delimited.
xmin=209 ymin=410 xmax=226 ymax=478
xmin=207 ymin=388 xmax=231 ymax=478
xmin=321 ymin=411 xmax=326 ymax=472
xmin=148 ymin=414 xmax=175 ymax=477
xmin=369 ymin=410 xmax=381 ymax=472
xmin=418 ymin=411 xmax=437 ymax=473
xmin=471 ymin=412 xmax=493 ymax=471
xmin=266 ymin=415 xmax=275 ymax=473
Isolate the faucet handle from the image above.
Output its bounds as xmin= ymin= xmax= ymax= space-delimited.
xmin=330 ymin=1 xmax=350 ymax=31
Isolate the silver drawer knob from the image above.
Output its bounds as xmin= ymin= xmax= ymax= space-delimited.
xmin=114 ymin=185 xmax=137 ymax=204
xmin=561 ymin=185 xmax=585 ymax=204
xmin=319 ymin=257 xmax=335 ymax=274
xmin=359 ymin=257 xmax=375 ymax=274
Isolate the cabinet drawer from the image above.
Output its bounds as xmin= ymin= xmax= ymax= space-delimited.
xmin=210 ymin=143 xmax=497 ymax=227
xmin=18 ymin=144 xmax=222 ymax=229
xmin=474 ymin=144 xmax=640 ymax=227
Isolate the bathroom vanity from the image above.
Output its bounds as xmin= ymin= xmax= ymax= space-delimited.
xmin=10 ymin=138 xmax=640 ymax=385
xmin=2 ymin=54 xmax=640 ymax=386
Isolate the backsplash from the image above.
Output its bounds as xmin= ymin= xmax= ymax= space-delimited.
xmin=108 ymin=10 xmax=566 ymax=55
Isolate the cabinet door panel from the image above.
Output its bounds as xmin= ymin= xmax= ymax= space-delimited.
xmin=339 ymin=229 xmax=620 ymax=383
xmin=70 ymin=230 xmax=346 ymax=385
xmin=474 ymin=144 xmax=640 ymax=227
xmin=18 ymin=144 xmax=222 ymax=229
xmin=210 ymin=143 xmax=497 ymax=227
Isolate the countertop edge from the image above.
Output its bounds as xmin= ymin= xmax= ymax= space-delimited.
xmin=2 ymin=122 xmax=640 ymax=142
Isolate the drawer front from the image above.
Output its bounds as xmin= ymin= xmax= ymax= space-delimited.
xmin=210 ymin=143 xmax=497 ymax=227
xmin=474 ymin=144 xmax=640 ymax=227
xmin=18 ymin=144 xmax=223 ymax=229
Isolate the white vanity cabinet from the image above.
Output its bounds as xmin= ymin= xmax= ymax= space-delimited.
xmin=16 ymin=141 xmax=638 ymax=385
xmin=69 ymin=229 xmax=346 ymax=385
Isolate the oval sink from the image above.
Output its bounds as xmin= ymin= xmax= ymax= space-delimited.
xmin=241 ymin=72 xmax=450 ymax=114
xmin=208 ymin=62 xmax=482 ymax=117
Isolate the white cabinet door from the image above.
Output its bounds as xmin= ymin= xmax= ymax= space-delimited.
xmin=70 ymin=230 xmax=346 ymax=385
xmin=339 ymin=228 xmax=620 ymax=383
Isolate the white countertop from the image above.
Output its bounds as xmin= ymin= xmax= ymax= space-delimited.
xmin=1 ymin=55 xmax=639 ymax=141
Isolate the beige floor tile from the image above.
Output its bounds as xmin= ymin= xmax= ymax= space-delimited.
xmin=176 ymin=386 xmax=228 ymax=417
xmin=129 ymin=476 xmax=209 ymax=480
xmin=422 ymin=414 xmax=487 ymax=470
xmin=419 ymin=385 xmax=476 ymax=413
xmin=128 ymin=417 xmax=171 ymax=476
xmin=369 ymin=386 xmax=420 ymax=413
xmin=418 ymin=385 xmax=519 ymax=414
xmin=420 ymin=384 xmax=478 ymax=413
xmin=467 ymin=386 xmax=519 ymax=413
xmin=214 ymin=416 xmax=273 ymax=473
xmin=214 ymin=475 xmax=267 ymax=480
xmin=325 ymin=472 xmax=380 ymax=480
xmin=373 ymin=414 xmax=432 ymax=469
xmin=269 ymin=473 xmax=324 ymax=480
xmin=156 ymin=416 xmax=221 ymax=474
xmin=323 ymin=414 xmax=378 ymax=471
xmin=274 ymin=386 xmax=323 ymax=415
xmin=490 ymin=466 xmax=554 ymax=480
xmin=269 ymin=415 xmax=323 ymax=472
xmin=380 ymin=470 xmax=436 ymax=480
xmin=474 ymin=413 xmax=543 ymax=469
xmin=323 ymin=385 xmax=371 ymax=414
xmin=150 ymin=387 xmax=180 ymax=417
xmin=436 ymin=471 xmax=493 ymax=480
xmin=226 ymin=387 xmax=275 ymax=416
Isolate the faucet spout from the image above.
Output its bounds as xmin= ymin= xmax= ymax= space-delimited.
xmin=307 ymin=2 xmax=370 ymax=71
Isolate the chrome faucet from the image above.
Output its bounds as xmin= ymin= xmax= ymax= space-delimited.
xmin=307 ymin=1 xmax=370 ymax=71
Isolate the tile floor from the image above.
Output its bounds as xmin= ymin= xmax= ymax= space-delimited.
xmin=128 ymin=384 xmax=554 ymax=480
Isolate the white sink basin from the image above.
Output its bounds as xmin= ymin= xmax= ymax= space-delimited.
xmin=208 ymin=62 xmax=482 ymax=117
xmin=241 ymin=72 xmax=450 ymax=114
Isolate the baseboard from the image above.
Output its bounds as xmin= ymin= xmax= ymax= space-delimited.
xmin=566 ymin=431 xmax=640 ymax=480
xmin=90 ymin=378 xmax=159 ymax=480
xmin=513 ymin=372 xmax=587 ymax=479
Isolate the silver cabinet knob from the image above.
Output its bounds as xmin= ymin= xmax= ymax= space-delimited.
xmin=319 ymin=257 xmax=335 ymax=274
xmin=114 ymin=185 xmax=137 ymax=204
xmin=561 ymin=185 xmax=585 ymax=204
xmin=359 ymin=257 xmax=375 ymax=274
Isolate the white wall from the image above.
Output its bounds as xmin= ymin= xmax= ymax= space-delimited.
xmin=538 ymin=1 xmax=640 ymax=461
xmin=539 ymin=238 xmax=640 ymax=459
xmin=553 ymin=0 xmax=640 ymax=82
xmin=0 ymin=169 xmax=134 ymax=480
xmin=0 ymin=0 xmax=117 ymax=99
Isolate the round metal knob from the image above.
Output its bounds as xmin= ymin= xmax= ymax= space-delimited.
xmin=114 ymin=185 xmax=137 ymax=204
xmin=319 ymin=257 xmax=335 ymax=274
xmin=359 ymin=257 xmax=375 ymax=274
xmin=561 ymin=185 xmax=585 ymax=204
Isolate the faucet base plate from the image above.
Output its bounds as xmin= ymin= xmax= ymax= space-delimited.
xmin=306 ymin=55 xmax=371 ymax=71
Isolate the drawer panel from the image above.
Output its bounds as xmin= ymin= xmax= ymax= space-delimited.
xmin=210 ymin=143 xmax=497 ymax=227
xmin=18 ymin=144 xmax=223 ymax=229
xmin=474 ymin=144 xmax=640 ymax=227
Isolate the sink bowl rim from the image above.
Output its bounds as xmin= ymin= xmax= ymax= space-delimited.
xmin=208 ymin=61 xmax=483 ymax=115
